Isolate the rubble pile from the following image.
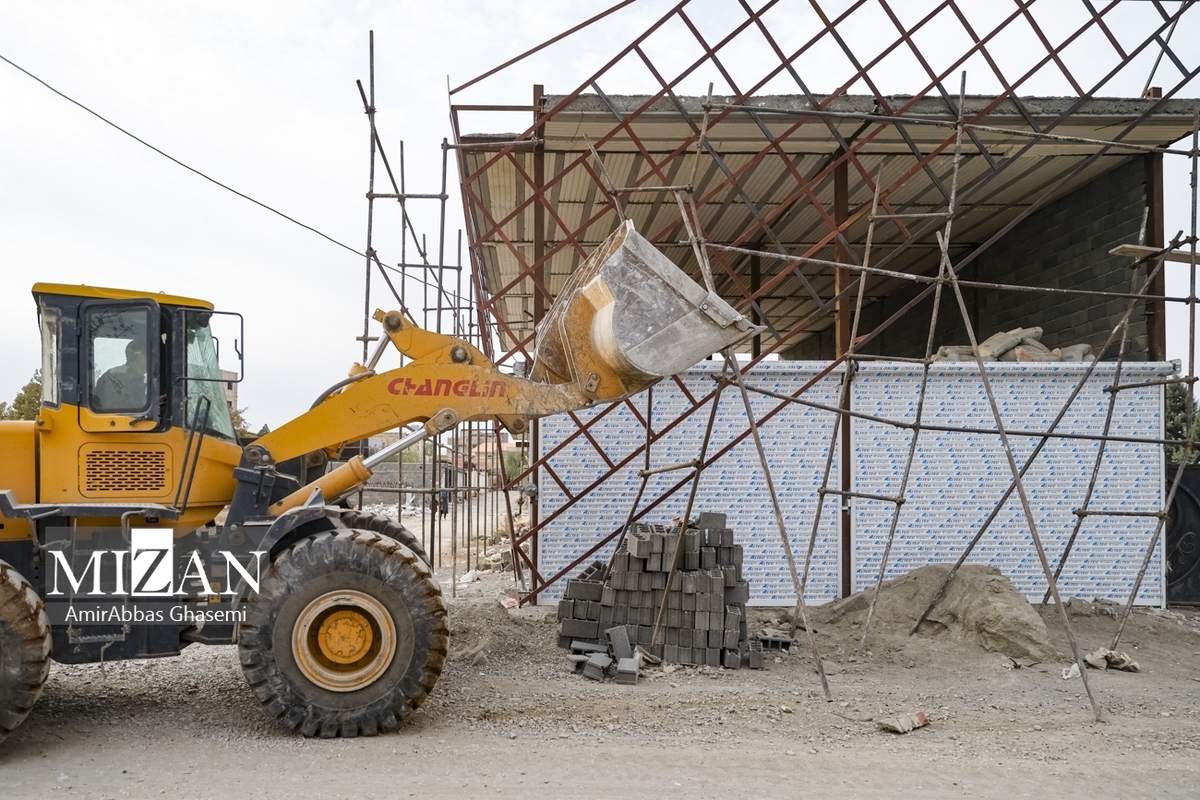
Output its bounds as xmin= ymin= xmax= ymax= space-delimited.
xmin=556 ymin=512 xmax=758 ymax=674
xmin=933 ymin=326 xmax=1093 ymax=363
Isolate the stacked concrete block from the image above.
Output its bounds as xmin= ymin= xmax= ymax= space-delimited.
xmin=557 ymin=512 xmax=755 ymax=669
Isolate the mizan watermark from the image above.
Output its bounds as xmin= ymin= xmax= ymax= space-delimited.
xmin=43 ymin=528 xmax=265 ymax=626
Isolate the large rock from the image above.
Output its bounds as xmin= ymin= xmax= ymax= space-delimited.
xmin=814 ymin=564 xmax=1059 ymax=662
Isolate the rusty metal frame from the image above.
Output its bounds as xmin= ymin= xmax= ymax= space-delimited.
xmin=448 ymin=0 xmax=1200 ymax=621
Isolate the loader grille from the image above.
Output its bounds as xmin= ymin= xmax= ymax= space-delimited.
xmin=81 ymin=447 xmax=171 ymax=496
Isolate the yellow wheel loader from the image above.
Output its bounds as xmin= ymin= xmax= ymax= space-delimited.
xmin=0 ymin=222 xmax=758 ymax=740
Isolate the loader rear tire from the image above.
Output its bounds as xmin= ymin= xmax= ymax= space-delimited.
xmin=238 ymin=529 xmax=447 ymax=738
xmin=0 ymin=559 xmax=51 ymax=745
xmin=339 ymin=510 xmax=429 ymax=566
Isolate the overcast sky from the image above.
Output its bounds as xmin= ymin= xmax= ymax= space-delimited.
xmin=2 ymin=1 xmax=1197 ymax=430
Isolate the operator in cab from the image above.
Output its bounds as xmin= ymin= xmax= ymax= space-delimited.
xmin=93 ymin=340 xmax=148 ymax=411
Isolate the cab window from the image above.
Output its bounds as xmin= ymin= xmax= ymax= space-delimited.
xmin=39 ymin=308 xmax=60 ymax=408
xmin=183 ymin=311 xmax=236 ymax=441
xmin=87 ymin=307 xmax=152 ymax=414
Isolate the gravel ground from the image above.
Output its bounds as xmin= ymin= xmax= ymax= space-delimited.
xmin=2 ymin=562 xmax=1199 ymax=799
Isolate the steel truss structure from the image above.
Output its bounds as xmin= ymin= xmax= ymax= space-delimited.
xmin=346 ymin=2 xmax=1200 ymax=711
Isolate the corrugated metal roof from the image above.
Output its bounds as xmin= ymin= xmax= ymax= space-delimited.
xmin=458 ymin=94 xmax=1198 ymax=355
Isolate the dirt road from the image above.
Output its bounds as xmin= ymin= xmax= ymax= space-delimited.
xmin=3 ymin=567 xmax=1198 ymax=799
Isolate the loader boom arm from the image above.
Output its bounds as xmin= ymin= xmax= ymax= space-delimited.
xmin=249 ymin=222 xmax=759 ymax=511
xmin=254 ymin=309 xmax=596 ymax=467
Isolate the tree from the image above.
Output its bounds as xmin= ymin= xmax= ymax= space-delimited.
xmin=1166 ymin=382 xmax=1200 ymax=465
xmin=257 ymin=423 xmax=271 ymax=436
xmin=0 ymin=372 xmax=41 ymax=421
xmin=503 ymin=448 xmax=527 ymax=481
xmin=228 ymin=405 xmax=251 ymax=435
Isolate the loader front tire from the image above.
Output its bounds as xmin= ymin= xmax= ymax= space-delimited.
xmin=238 ymin=530 xmax=447 ymax=738
xmin=339 ymin=510 xmax=429 ymax=566
xmin=0 ymin=559 xmax=51 ymax=745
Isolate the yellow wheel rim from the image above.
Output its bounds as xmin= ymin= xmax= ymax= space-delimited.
xmin=292 ymin=590 xmax=396 ymax=692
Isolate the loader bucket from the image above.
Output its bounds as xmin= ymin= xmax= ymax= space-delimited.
xmin=530 ymin=221 xmax=762 ymax=402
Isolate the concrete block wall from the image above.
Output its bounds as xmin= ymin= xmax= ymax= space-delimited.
xmin=784 ymin=157 xmax=1151 ymax=361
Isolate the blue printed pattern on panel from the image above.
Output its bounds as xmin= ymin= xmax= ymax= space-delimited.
xmin=850 ymin=362 xmax=1168 ymax=605
xmin=539 ymin=361 xmax=1168 ymax=607
xmin=537 ymin=362 xmax=845 ymax=606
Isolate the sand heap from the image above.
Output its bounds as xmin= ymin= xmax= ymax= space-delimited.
xmin=812 ymin=564 xmax=1060 ymax=662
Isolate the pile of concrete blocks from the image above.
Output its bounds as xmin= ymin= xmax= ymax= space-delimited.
xmin=556 ymin=512 xmax=757 ymax=669
xmin=563 ymin=623 xmax=640 ymax=684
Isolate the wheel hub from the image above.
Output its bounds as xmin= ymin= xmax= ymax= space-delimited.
xmin=292 ymin=590 xmax=396 ymax=692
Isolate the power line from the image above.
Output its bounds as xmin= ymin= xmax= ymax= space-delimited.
xmin=0 ymin=51 xmax=364 ymax=259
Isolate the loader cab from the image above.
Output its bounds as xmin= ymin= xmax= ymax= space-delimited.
xmin=31 ymin=284 xmax=244 ymax=529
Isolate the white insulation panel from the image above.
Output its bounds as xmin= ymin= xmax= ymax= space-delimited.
xmin=851 ymin=362 xmax=1167 ymax=605
xmin=537 ymin=361 xmax=1168 ymax=606
xmin=537 ymin=362 xmax=844 ymax=605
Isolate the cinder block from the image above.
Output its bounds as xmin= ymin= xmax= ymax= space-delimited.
xmin=684 ymin=551 xmax=700 ymax=571
xmin=583 ymin=653 xmax=612 ymax=681
xmin=724 ymin=604 xmax=742 ymax=629
xmin=663 ymin=537 xmax=678 ymax=562
xmin=723 ymin=627 xmax=739 ymax=649
xmin=748 ymin=640 xmax=764 ymax=670
xmin=682 ymin=593 xmax=696 ymax=612
xmin=665 ymin=627 xmax=679 ymax=646
xmin=628 ymin=533 xmax=652 ymax=559
xmin=568 ymin=653 xmax=590 ymax=673
xmin=685 ymin=529 xmax=700 ymax=554
xmin=557 ymin=634 xmax=572 ymax=649
xmin=601 ymin=586 xmax=615 ymax=607
xmin=599 ymin=605 xmax=614 ymax=627
xmin=722 ymin=564 xmax=737 ymax=587
xmin=664 ymin=644 xmax=679 ymax=663
xmin=615 ymin=657 xmax=639 ymax=685
xmin=707 ymin=629 xmax=723 ymax=648
xmin=695 ymin=610 xmax=709 ymax=631
xmin=717 ymin=545 xmax=732 ymax=564
xmin=709 ymin=570 xmax=725 ymax=594
xmin=585 ymin=600 xmax=600 ymax=620
xmin=722 ymin=649 xmax=740 ymax=669
xmin=612 ymin=551 xmax=630 ymax=573
xmin=681 ymin=571 xmax=698 ymax=594
xmin=629 ymin=556 xmax=645 ymax=574
xmin=636 ymin=573 xmax=649 ymax=592
xmin=647 ymin=553 xmax=662 ymax=572
xmin=667 ymin=607 xmax=682 ymax=628
xmin=565 ymin=579 xmax=604 ymax=602
xmin=639 ymin=625 xmax=653 ymax=644
xmin=721 ymin=528 xmax=734 ymax=547
xmin=731 ymin=544 xmax=743 ymax=565
xmin=709 ymin=593 xmax=725 ymax=614
xmin=569 ymin=640 xmax=608 ymax=654
xmin=725 ymin=581 xmax=750 ymax=605
xmin=706 ymin=648 xmax=720 ymax=668
xmin=614 ymin=605 xmax=627 ymax=625
xmin=696 ymin=511 xmax=726 ymax=530
xmin=606 ymin=625 xmax=634 ymax=660
xmin=679 ymin=628 xmax=692 ymax=648
xmin=681 ymin=610 xmax=695 ymax=629
xmin=650 ymin=532 xmax=664 ymax=554
xmin=561 ymin=618 xmax=599 ymax=639
xmin=700 ymin=547 xmax=717 ymax=570
xmin=557 ymin=599 xmax=574 ymax=621
xmin=651 ymin=571 xmax=666 ymax=590
xmin=668 ymin=590 xmax=682 ymax=609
